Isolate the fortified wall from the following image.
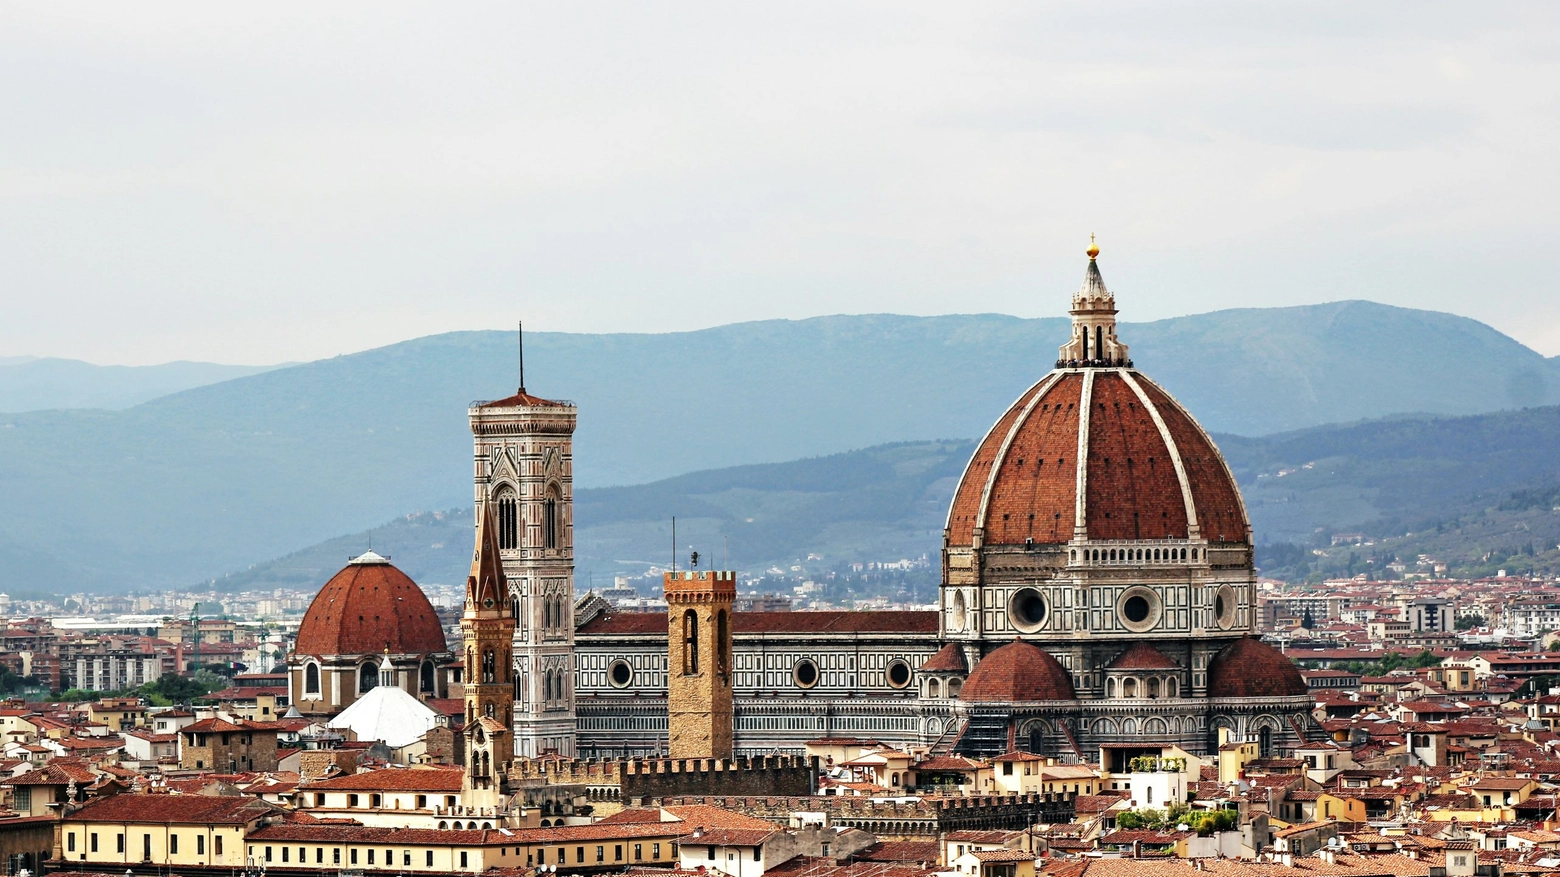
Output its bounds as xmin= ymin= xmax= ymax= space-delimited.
xmin=508 ymin=754 xmax=817 ymax=815
xmin=660 ymin=792 xmax=1077 ymax=840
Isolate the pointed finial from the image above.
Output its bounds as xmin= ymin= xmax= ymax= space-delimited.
xmin=1086 ymin=233 xmax=1099 ymax=261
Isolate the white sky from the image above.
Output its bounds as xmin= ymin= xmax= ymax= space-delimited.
xmin=3 ymin=2 xmax=1558 ymax=364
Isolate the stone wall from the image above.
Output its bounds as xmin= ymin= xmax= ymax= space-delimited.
xmin=507 ymin=754 xmax=816 ymax=809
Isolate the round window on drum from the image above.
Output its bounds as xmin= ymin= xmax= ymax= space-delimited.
xmin=886 ymin=659 xmax=912 ymax=689
xmin=608 ymin=660 xmax=633 ymax=689
xmin=793 ymin=658 xmax=820 ymax=689
xmin=1214 ymin=584 xmax=1238 ymax=630
xmin=1007 ymin=588 xmax=1049 ymax=634
xmin=1116 ymin=586 xmax=1163 ymax=633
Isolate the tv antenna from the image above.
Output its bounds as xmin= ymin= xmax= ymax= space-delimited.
xmin=517 ymin=320 xmax=526 ymax=393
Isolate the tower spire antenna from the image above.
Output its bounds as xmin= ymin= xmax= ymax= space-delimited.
xmin=517 ymin=320 xmax=526 ymax=394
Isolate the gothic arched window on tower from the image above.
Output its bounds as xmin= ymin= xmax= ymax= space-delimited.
xmin=482 ymin=649 xmax=495 ymax=683
xmin=543 ymin=486 xmax=560 ymax=549
xmin=682 ymin=609 xmax=700 ymax=676
xmin=496 ymin=489 xmax=519 ymax=550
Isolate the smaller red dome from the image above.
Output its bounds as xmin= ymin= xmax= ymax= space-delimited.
xmin=295 ymin=552 xmax=448 ymax=656
xmin=921 ymin=643 xmax=968 ymax=674
xmin=962 ymin=639 xmax=1076 ymax=702
xmin=1106 ymin=642 xmax=1179 ymax=670
xmin=1207 ymin=638 xmax=1306 ymax=698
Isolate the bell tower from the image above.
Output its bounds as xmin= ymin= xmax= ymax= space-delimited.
xmin=462 ymin=503 xmax=514 ymax=807
xmin=469 ymin=381 xmax=578 ymax=758
xmin=665 ymin=568 xmax=735 ymax=759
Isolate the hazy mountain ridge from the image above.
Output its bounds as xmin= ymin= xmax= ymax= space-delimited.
xmin=0 ymin=357 xmax=281 ymax=412
xmin=2 ymin=302 xmax=1558 ymax=593
xmin=219 ymin=403 xmax=1560 ymax=594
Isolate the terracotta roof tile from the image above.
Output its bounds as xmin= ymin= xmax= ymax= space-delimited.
xmin=303 ymin=767 xmax=465 ymax=792
xmin=294 ymin=558 xmax=447 ymax=656
xmin=962 ymin=639 xmax=1076 ymax=702
xmin=65 ymin=793 xmax=277 ymax=825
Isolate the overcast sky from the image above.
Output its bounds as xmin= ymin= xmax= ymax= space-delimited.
xmin=3 ymin=2 xmax=1557 ymax=364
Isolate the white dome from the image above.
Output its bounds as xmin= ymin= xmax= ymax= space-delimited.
xmin=327 ymin=684 xmax=441 ymax=750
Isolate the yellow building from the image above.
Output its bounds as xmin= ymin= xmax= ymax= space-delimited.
xmin=58 ymin=792 xmax=690 ymax=875
xmin=58 ymin=794 xmax=275 ymax=868
xmin=1315 ymin=792 xmax=1367 ymax=822
xmin=87 ymin=698 xmax=146 ymax=733
xmin=1217 ymin=738 xmax=1259 ymax=784
xmin=247 ymin=820 xmax=685 ymax=873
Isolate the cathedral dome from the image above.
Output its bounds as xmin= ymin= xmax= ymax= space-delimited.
xmin=1207 ymin=637 xmax=1306 ymax=698
xmin=961 ymin=639 xmax=1076 ymax=702
xmin=946 ymin=249 xmax=1249 ymax=549
xmin=295 ymin=551 xmax=448 ymax=656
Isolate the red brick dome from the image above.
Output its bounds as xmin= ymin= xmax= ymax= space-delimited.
xmin=961 ymin=639 xmax=1076 ymax=702
xmin=1207 ymin=638 xmax=1306 ymax=698
xmin=295 ymin=552 xmax=448 ymax=656
xmin=946 ymin=249 xmax=1248 ymax=550
xmin=947 ymin=369 xmax=1249 ymax=547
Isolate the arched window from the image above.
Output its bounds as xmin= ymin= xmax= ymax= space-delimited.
xmin=514 ymin=674 xmax=522 ymax=702
xmin=1148 ymin=678 xmax=1161 ymax=699
xmin=419 ymin=660 xmax=435 ymax=693
xmin=1167 ymin=677 xmax=1178 ymax=697
xmin=1081 ymin=326 xmax=1089 ymax=359
xmin=716 ymin=610 xmax=730 ymax=678
xmin=496 ymin=488 xmax=519 ymax=550
xmin=1105 ymin=677 xmax=1116 ymax=698
xmin=1096 ymin=326 xmax=1104 ymax=360
xmin=305 ymin=662 xmax=321 ymax=695
xmin=682 ymin=609 xmax=700 ymax=675
xmin=543 ymin=486 xmax=560 ymax=550
xmin=482 ymin=649 xmax=495 ymax=683
xmin=359 ymin=662 xmax=377 ymax=693
xmin=1123 ymin=678 xmax=1137 ymax=698
xmin=1259 ymin=725 xmax=1274 ymax=757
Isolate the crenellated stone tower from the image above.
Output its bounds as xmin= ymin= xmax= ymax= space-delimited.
xmin=462 ymin=502 xmax=515 ymax=806
xmin=665 ymin=569 xmax=735 ymax=759
xmin=469 ymin=383 xmax=578 ymax=757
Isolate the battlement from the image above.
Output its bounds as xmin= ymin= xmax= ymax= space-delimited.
xmin=664 ymin=570 xmax=737 ymax=597
xmin=508 ymin=754 xmax=816 ymax=802
xmin=660 ymin=792 xmax=1076 ymax=839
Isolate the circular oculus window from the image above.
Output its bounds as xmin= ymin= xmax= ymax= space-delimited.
xmin=1214 ymin=584 xmax=1237 ymax=630
xmin=1006 ymin=587 xmax=1049 ymax=633
xmin=886 ymin=659 xmax=912 ymax=689
xmin=608 ymin=660 xmax=633 ymax=689
xmin=793 ymin=658 xmax=820 ymax=689
xmin=1116 ymin=586 xmax=1163 ymax=633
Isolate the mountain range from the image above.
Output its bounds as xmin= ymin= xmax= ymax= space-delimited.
xmin=0 ymin=357 xmax=279 ymax=412
xmin=213 ymin=402 xmax=1560 ymax=595
xmin=2 ymin=301 xmax=1558 ymax=595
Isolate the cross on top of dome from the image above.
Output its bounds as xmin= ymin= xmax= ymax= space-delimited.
xmin=1057 ymin=236 xmax=1132 ymax=368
